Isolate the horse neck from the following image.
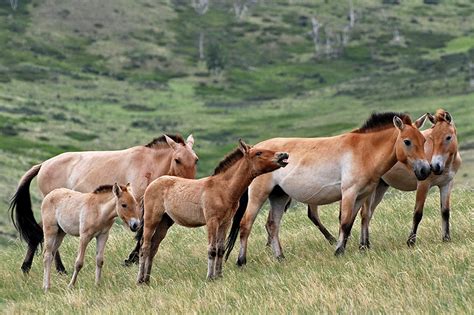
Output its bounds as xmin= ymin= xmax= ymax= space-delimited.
xmin=93 ymin=193 xmax=117 ymax=222
xmin=213 ymin=159 xmax=254 ymax=201
xmin=362 ymin=127 xmax=399 ymax=177
xmin=148 ymin=146 xmax=174 ymax=175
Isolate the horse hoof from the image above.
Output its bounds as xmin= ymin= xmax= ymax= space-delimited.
xmin=442 ymin=235 xmax=451 ymax=242
xmin=21 ymin=264 xmax=31 ymax=274
xmin=236 ymin=257 xmax=246 ymax=267
xmin=359 ymin=244 xmax=370 ymax=251
xmin=334 ymin=247 xmax=345 ymax=256
xmin=276 ymin=254 xmax=285 ymax=262
xmin=56 ymin=269 xmax=68 ymax=275
xmin=407 ymin=237 xmax=416 ymax=247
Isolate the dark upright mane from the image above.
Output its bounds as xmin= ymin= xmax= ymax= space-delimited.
xmin=352 ymin=112 xmax=412 ymax=133
xmin=92 ymin=185 xmax=114 ymax=194
xmin=213 ymin=148 xmax=244 ymax=175
xmin=145 ymin=134 xmax=185 ymax=148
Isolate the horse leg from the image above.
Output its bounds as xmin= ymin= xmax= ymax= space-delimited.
xmin=335 ymin=190 xmax=365 ymax=256
xmin=123 ymin=226 xmax=142 ymax=267
xmin=407 ymin=182 xmax=430 ymax=247
xmin=214 ymin=221 xmax=231 ymax=278
xmin=439 ymin=182 xmax=453 ymax=242
xmin=145 ymin=214 xmax=174 ymax=279
xmin=360 ymin=180 xmax=389 ymax=249
xmin=237 ymin=185 xmax=270 ymax=266
xmin=307 ymin=204 xmax=336 ymax=244
xmin=42 ymin=229 xmax=57 ymax=291
xmin=95 ymin=232 xmax=109 ymax=285
xmin=22 ymin=242 xmax=38 ymax=274
xmin=69 ymin=234 xmax=93 ymax=288
xmin=265 ymin=210 xmax=273 ymax=247
xmin=266 ymin=192 xmax=291 ymax=261
xmin=206 ymin=218 xmax=219 ymax=280
xmin=54 ymin=251 xmax=67 ymax=274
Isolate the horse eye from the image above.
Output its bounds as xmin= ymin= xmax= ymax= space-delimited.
xmin=175 ymin=158 xmax=181 ymax=164
xmin=195 ymin=159 xmax=199 ymax=165
xmin=121 ymin=203 xmax=127 ymax=208
xmin=403 ymin=139 xmax=411 ymax=146
xmin=446 ymin=136 xmax=452 ymax=141
xmin=255 ymin=151 xmax=262 ymax=156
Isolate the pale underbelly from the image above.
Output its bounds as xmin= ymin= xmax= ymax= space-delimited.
xmin=281 ymin=182 xmax=342 ymax=205
xmin=165 ymin=200 xmax=206 ymax=228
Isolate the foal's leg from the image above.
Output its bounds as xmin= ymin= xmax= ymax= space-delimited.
xmin=307 ymin=204 xmax=336 ymax=244
xmin=206 ymin=218 xmax=219 ymax=280
xmin=407 ymin=182 xmax=430 ymax=247
xmin=237 ymin=184 xmax=271 ymax=266
xmin=123 ymin=226 xmax=143 ymax=266
xmin=69 ymin=234 xmax=93 ymax=288
xmin=214 ymin=221 xmax=231 ymax=278
xmin=95 ymin=232 xmax=109 ymax=285
xmin=42 ymin=231 xmax=57 ymax=291
xmin=137 ymin=215 xmax=162 ymax=284
xmin=360 ymin=180 xmax=389 ymax=249
xmin=266 ymin=192 xmax=291 ymax=260
xmin=439 ymin=182 xmax=453 ymax=242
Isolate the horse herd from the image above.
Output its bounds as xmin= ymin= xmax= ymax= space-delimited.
xmin=9 ymin=109 xmax=461 ymax=291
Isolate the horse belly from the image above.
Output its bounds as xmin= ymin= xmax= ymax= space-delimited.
xmin=165 ymin=200 xmax=205 ymax=228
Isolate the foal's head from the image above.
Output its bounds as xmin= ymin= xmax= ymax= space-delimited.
xmin=393 ymin=113 xmax=431 ymax=180
xmin=113 ymin=183 xmax=141 ymax=232
xmin=427 ymin=109 xmax=458 ymax=175
xmin=238 ymin=139 xmax=289 ymax=176
xmin=165 ymin=134 xmax=199 ymax=179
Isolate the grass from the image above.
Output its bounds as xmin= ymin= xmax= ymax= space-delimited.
xmin=0 ymin=189 xmax=472 ymax=313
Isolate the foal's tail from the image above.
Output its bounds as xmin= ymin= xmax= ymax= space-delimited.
xmin=9 ymin=164 xmax=44 ymax=247
xmin=224 ymin=188 xmax=249 ymax=261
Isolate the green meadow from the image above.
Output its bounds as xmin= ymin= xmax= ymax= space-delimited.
xmin=0 ymin=0 xmax=473 ymax=313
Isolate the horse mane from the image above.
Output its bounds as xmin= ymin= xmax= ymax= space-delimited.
xmin=92 ymin=184 xmax=127 ymax=194
xmin=144 ymin=134 xmax=185 ymax=148
xmin=213 ymin=148 xmax=244 ymax=175
xmin=352 ymin=112 xmax=412 ymax=133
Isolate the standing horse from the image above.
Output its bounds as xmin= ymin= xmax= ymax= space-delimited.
xmin=10 ymin=134 xmax=197 ymax=274
xmin=42 ymin=183 xmax=141 ymax=291
xmin=137 ymin=140 xmax=289 ymax=283
xmin=357 ymin=109 xmax=461 ymax=248
xmin=233 ymin=112 xmax=431 ymax=265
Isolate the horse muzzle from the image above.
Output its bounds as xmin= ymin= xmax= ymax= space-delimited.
xmin=413 ymin=160 xmax=431 ymax=181
xmin=275 ymin=152 xmax=289 ymax=167
xmin=431 ymin=155 xmax=445 ymax=175
xmin=129 ymin=218 xmax=140 ymax=232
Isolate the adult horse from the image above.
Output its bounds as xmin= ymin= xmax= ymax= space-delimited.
xmin=137 ymin=140 xmax=289 ymax=283
xmin=10 ymin=134 xmax=198 ymax=274
xmin=357 ymin=109 xmax=461 ymax=248
xmin=233 ymin=112 xmax=431 ymax=265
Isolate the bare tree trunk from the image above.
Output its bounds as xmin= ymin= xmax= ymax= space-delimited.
xmin=325 ymin=28 xmax=333 ymax=57
xmin=349 ymin=0 xmax=355 ymax=28
xmin=342 ymin=25 xmax=350 ymax=46
xmin=311 ymin=17 xmax=321 ymax=57
xmin=199 ymin=31 xmax=205 ymax=60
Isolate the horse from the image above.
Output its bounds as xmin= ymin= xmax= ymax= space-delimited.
xmin=232 ymin=112 xmax=431 ymax=265
xmin=9 ymin=134 xmax=197 ymax=274
xmin=42 ymin=183 xmax=141 ymax=291
xmin=137 ymin=140 xmax=289 ymax=283
xmin=355 ymin=109 xmax=462 ymax=248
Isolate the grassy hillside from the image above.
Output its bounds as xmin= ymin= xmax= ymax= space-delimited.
xmin=0 ymin=0 xmax=473 ymax=311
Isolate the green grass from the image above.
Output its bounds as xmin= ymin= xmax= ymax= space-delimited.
xmin=0 ymin=189 xmax=472 ymax=313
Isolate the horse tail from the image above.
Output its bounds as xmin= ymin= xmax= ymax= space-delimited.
xmin=9 ymin=164 xmax=44 ymax=248
xmin=224 ymin=188 xmax=249 ymax=261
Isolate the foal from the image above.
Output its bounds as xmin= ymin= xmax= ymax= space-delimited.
xmin=137 ymin=140 xmax=288 ymax=283
xmin=42 ymin=183 xmax=141 ymax=291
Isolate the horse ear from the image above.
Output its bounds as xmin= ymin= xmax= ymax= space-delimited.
xmin=428 ymin=113 xmax=437 ymax=124
xmin=414 ymin=113 xmax=429 ymax=129
xmin=125 ymin=183 xmax=131 ymax=190
xmin=393 ymin=116 xmax=405 ymax=130
xmin=113 ymin=183 xmax=122 ymax=198
xmin=164 ymin=135 xmax=178 ymax=151
xmin=444 ymin=111 xmax=453 ymax=124
xmin=238 ymin=139 xmax=251 ymax=154
xmin=186 ymin=134 xmax=194 ymax=148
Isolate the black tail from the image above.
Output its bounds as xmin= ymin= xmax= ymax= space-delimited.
xmin=9 ymin=164 xmax=43 ymax=248
xmin=224 ymin=188 xmax=249 ymax=262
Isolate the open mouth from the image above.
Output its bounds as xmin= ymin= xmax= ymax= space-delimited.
xmin=277 ymin=157 xmax=289 ymax=167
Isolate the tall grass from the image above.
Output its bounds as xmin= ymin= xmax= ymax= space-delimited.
xmin=1 ymin=188 xmax=472 ymax=313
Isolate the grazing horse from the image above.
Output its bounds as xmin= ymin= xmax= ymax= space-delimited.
xmin=137 ymin=140 xmax=289 ymax=283
xmin=233 ymin=112 xmax=431 ymax=265
xmin=42 ymin=183 xmax=141 ymax=291
xmin=9 ymin=134 xmax=197 ymax=274
xmin=356 ymin=109 xmax=461 ymax=248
